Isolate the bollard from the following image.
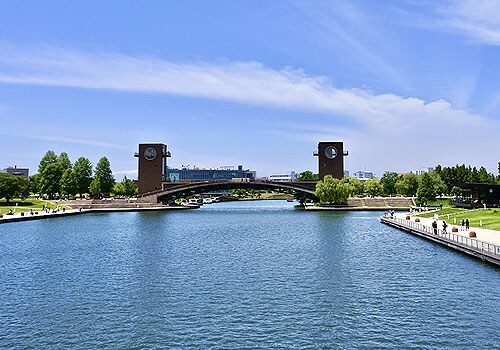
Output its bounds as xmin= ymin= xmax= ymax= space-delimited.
xmin=454 ymin=217 xmax=456 ymax=224
xmin=480 ymin=220 xmax=482 ymax=227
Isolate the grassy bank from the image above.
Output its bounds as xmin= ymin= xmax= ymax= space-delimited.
xmin=0 ymin=198 xmax=69 ymax=215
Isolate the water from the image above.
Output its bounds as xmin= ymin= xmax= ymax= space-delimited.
xmin=0 ymin=200 xmax=499 ymax=349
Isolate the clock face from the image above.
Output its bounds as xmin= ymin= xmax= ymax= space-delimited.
xmin=144 ymin=147 xmax=157 ymax=160
xmin=325 ymin=146 xmax=338 ymax=159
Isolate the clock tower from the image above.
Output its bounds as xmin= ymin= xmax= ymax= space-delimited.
xmin=135 ymin=143 xmax=171 ymax=194
xmin=314 ymin=141 xmax=348 ymax=180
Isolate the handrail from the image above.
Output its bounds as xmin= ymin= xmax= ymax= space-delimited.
xmin=382 ymin=215 xmax=500 ymax=257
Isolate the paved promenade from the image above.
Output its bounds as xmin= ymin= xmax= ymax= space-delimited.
xmin=0 ymin=205 xmax=195 ymax=224
xmin=382 ymin=212 xmax=500 ymax=267
xmin=395 ymin=211 xmax=500 ymax=246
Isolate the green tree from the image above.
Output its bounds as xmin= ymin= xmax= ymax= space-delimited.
xmin=29 ymin=173 xmax=41 ymax=194
xmin=315 ymin=175 xmax=351 ymax=204
xmin=94 ymin=157 xmax=115 ymax=194
xmin=60 ymin=168 xmax=79 ymax=198
xmin=112 ymin=176 xmax=138 ymax=197
xmin=58 ymin=152 xmax=72 ymax=170
xmin=477 ymin=166 xmax=494 ymax=183
xmin=39 ymin=163 xmax=64 ymax=199
xmin=429 ymin=172 xmax=447 ymax=196
xmin=342 ymin=177 xmax=364 ymax=196
xmin=89 ymin=177 xmax=101 ymax=196
xmin=73 ymin=157 xmax=93 ymax=196
xmin=0 ymin=174 xmax=31 ymax=203
xmin=364 ymin=179 xmax=383 ymax=197
xmin=380 ymin=171 xmax=398 ymax=196
xmin=298 ymin=171 xmax=317 ymax=181
xmin=395 ymin=173 xmax=419 ymax=197
xmin=416 ymin=172 xmax=435 ymax=204
xmin=38 ymin=150 xmax=58 ymax=174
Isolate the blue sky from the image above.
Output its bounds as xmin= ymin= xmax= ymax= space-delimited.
xmin=1 ymin=0 xmax=499 ymax=178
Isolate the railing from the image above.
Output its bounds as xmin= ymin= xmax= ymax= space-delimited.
xmin=382 ymin=215 xmax=500 ymax=257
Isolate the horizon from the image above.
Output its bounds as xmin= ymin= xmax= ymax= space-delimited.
xmin=1 ymin=1 xmax=500 ymax=179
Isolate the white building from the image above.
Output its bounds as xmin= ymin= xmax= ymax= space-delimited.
xmin=353 ymin=170 xmax=374 ymax=181
xmin=268 ymin=171 xmax=298 ymax=182
xmin=413 ymin=167 xmax=434 ymax=175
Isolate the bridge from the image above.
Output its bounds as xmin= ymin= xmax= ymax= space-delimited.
xmin=137 ymin=180 xmax=318 ymax=203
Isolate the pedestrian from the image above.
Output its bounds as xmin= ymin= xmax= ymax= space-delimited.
xmin=432 ymin=220 xmax=438 ymax=235
xmin=442 ymin=221 xmax=447 ymax=234
xmin=465 ymin=219 xmax=470 ymax=230
xmin=461 ymin=219 xmax=465 ymax=231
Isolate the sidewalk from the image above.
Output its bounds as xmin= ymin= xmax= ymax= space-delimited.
xmin=395 ymin=212 xmax=500 ymax=246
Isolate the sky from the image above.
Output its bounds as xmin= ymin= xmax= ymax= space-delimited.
xmin=1 ymin=0 xmax=499 ymax=179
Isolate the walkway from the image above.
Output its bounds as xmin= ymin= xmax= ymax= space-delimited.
xmin=381 ymin=212 xmax=500 ymax=267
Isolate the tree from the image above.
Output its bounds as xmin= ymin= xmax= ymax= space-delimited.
xmin=416 ymin=172 xmax=435 ymax=204
xmin=342 ymin=177 xmax=364 ymax=196
xmin=94 ymin=157 xmax=115 ymax=194
xmin=73 ymin=157 xmax=93 ymax=196
xmin=380 ymin=171 xmax=398 ymax=196
xmin=298 ymin=171 xmax=317 ymax=181
xmin=60 ymin=168 xmax=79 ymax=198
xmin=58 ymin=152 xmax=72 ymax=170
xmin=38 ymin=150 xmax=58 ymax=174
xmin=39 ymin=162 xmax=64 ymax=199
xmin=112 ymin=176 xmax=138 ymax=197
xmin=0 ymin=174 xmax=31 ymax=203
xmin=428 ymin=172 xmax=447 ymax=196
xmin=29 ymin=173 xmax=41 ymax=195
xmin=395 ymin=173 xmax=419 ymax=197
xmin=364 ymin=179 xmax=383 ymax=197
xmin=315 ymin=175 xmax=351 ymax=204
xmin=477 ymin=166 xmax=494 ymax=183
xmin=89 ymin=177 xmax=101 ymax=196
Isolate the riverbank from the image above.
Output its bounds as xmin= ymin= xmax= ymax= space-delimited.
xmin=0 ymin=205 xmax=196 ymax=224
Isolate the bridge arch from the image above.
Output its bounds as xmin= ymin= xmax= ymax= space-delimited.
xmin=137 ymin=180 xmax=318 ymax=203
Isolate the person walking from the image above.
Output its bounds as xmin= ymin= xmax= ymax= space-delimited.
xmin=432 ymin=220 xmax=438 ymax=235
xmin=461 ymin=219 xmax=465 ymax=231
xmin=442 ymin=221 xmax=448 ymax=234
xmin=465 ymin=219 xmax=470 ymax=230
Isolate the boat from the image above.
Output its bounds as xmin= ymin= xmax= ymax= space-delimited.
xmin=287 ymin=197 xmax=294 ymax=202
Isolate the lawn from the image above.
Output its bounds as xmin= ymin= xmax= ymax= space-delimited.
xmin=450 ymin=209 xmax=500 ymax=231
xmin=0 ymin=198 xmax=70 ymax=215
xmin=417 ymin=207 xmax=500 ymax=231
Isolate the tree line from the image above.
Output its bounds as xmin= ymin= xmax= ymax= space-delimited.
xmin=310 ymin=161 xmax=500 ymax=205
xmin=0 ymin=151 xmax=137 ymax=202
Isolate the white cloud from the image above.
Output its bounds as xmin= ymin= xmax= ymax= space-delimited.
xmin=435 ymin=0 xmax=500 ymax=45
xmin=0 ymin=130 xmax=127 ymax=149
xmin=0 ymin=44 xmax=498 ymax=174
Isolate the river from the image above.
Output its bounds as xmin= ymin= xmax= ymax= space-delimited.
xmin=0 ymin=200 xmax=498 ymax=349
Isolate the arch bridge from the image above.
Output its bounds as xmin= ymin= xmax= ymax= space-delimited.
xmin=137 ymin=180 xmax=318 ymax=203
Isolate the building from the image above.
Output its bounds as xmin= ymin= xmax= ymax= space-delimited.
xmin=313 ymin=141 xmax=348 ymax=180
xmin=413 ymin=167 xmax=434 ymax=175
xmin=1 ymin=166 xmax=29 ymax=177
xmin=268 ymin=171 xmax=298 ymax=182
xmin=353 ymin=170 xmax=374 ymax=181
xmin=451 ymin=183 xmax=500 ymax=208
xmin=167 ymin=164 xmax=256 ymax=182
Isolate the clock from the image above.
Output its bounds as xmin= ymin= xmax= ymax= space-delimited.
xmin=325 ymin=146 xmax=338 ymax=159
xmin=144 ymin=147 xmax=157 ymax=160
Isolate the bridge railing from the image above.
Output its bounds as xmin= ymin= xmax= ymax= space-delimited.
xmin=383 ymin=215 xmax=500 ymax=257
